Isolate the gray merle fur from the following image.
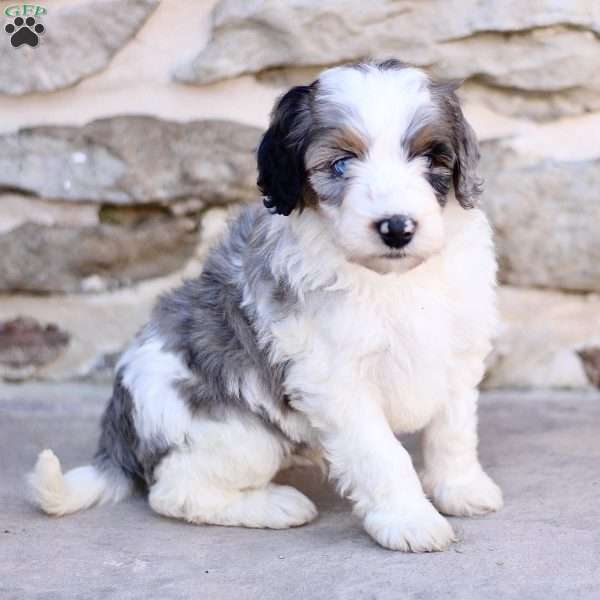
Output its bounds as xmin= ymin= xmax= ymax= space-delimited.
xmin=95 ymin=372 xmax=171 ymax=486
xmin=96 ymin=206 xmax=300 ymax=486
xmin=153 ymin=206 xmax=295 ymax=425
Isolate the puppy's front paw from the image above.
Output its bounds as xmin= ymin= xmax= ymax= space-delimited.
xmin=422 ymin=468 xmax=503 ymax=517
xmin=363 ymin=501 xmax=455 ymax=552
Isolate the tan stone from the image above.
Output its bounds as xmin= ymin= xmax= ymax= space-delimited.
xmin=0 ymin=194 xmax=98 ymax=234
xmin=484 ymin=287 xmax=600 ymax=389
xmin=578 ymin=347 xmax=600 ymax=388
xmin=0 ymin=218 xmax=198 ymax=293
xmin=0 ymin=207 xmax=230 ymax=381
xmin=0 ymin=317 xmax=70 ymax=381
xmin=480 ymin=141 xmax=600 ymax=293
xmin=177 ymin=0 xmax=600 ymax=119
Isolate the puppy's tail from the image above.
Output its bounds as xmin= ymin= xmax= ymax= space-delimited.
xmin=28 ymin=449 xmax=133 ymax=517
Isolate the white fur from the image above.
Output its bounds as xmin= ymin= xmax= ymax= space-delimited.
xmin=148 ymin=414 xmax=317 ymax=528
xmin=28 ymin=450 xmax=131 ymax=516
xmin=315 ymin=64 xmax=444 ymax=274
xmin=118 ymin=336 xmax=194 ymax=446
xmin=240 ymin=368 xmax=316 ymax=445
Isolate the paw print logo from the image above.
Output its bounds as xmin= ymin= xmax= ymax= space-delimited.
xmin=5 ymin=16 xmax=45 ymax=48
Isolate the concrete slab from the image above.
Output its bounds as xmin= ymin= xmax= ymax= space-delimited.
xmin=1 ymin=383 xmax=599 ymax=600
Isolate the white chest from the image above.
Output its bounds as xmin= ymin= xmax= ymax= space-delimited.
xmin=371 ymin=284 xmax=452 ymax=433
xmin=345 ymin=263 xmax=453 ymax=433
xmin=276 ymin=259 xmax=454 ymax=434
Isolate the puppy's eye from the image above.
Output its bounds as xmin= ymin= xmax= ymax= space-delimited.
xmin=331 ymin=157 xmax=351 ymax=177
xmin=425 ymin=143 xmax=453 ymax=169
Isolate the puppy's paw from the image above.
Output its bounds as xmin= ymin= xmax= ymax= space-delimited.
xmin=257 ymin=484 xmax=318 ymax=529
xmin=422 ymin=469 xmax=503 ymax=517
xmin=363 ymin=501 xmax=455 ymax=552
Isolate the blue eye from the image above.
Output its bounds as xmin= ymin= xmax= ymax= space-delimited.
xmin=331 ymin=157 xmax=350 ymax=177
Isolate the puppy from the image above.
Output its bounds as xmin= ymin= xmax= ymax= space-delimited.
xmin=29 ymin=60 xmax=502 ymax=552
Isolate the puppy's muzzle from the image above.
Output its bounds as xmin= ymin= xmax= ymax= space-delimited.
xmin=376 ymin=215 xmax=417 ymax=249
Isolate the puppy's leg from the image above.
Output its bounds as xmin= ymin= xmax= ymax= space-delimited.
xmin=148 ymin=416 xmax=317 ymax=529
xmin=299 ymin=382 xmax=455 ymax=552
xmin=421 ymin=385 xmax=503 ymax=517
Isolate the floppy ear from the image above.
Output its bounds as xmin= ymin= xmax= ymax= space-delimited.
xmin=436 ymin=83 xmax=483 ymax=209
xmin=452 ymin=109 xmax=483 ymax=209
xmin=257 ymin=85 xmax=313 ymax=216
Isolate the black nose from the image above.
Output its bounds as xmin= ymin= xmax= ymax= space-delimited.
xmin=376 ymin=215 xmax=417 ymax=248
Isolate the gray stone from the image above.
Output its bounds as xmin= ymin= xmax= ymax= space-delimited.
xmin=0 ymin=0 xmax=159 ymax=95
xmin=0 ymin=219 xmax=198 ymax=293
xmin=176 ymin=0 xmax=600 ymax=120
xmin=480 ymin=141 xmax=600 ymax=293
xmin=2 ymin=385 xmax=600 ymax=599
xmin=0 ymin=116 xmax=262 ymax=204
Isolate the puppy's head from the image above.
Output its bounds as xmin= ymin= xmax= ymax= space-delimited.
xmin=257 ymin=60 xmax=482 ymax=273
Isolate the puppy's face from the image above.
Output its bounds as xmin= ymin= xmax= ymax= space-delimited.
xmin=257 ymin=61 xmax=482 ymax=273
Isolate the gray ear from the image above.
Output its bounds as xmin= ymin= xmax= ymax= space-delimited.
xmin=453 ymin=113 xmax=483 ymax=208
xmin=434 ymin=82 xmax=483 ymax=208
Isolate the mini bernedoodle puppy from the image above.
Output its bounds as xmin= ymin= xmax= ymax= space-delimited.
xmin=30 ymin=60 xmax=503 ymax=552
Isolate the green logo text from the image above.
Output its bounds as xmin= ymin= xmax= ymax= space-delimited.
xmin=4 ymin=4 xmax=47 ymax=17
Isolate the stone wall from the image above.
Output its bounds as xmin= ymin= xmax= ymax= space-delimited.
xmin=1 ymin=0 xmax=599 ymax=388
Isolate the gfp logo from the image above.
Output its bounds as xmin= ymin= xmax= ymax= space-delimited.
xmin=4 ymin=4 xmax=46 ymax=48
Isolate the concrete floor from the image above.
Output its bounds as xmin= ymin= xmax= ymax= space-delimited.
xmin=1 ymin=383 xmax=599 ymax=600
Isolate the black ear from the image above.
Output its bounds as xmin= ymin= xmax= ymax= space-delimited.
xmin=257 ymin=85 xmax=313 ymax=216
xmin=436 ymin=83 xmax=483 ymax=209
